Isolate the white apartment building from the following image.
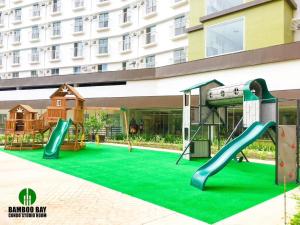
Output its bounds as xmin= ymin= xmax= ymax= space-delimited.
xmin=0 ymin=0 xmax=189 ymax=79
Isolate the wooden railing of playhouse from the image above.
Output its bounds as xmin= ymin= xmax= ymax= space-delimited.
xmin=47 ymin=108 xmax=66 ymax=123
xmin=5 ymin=119 xmax=46 ymax=133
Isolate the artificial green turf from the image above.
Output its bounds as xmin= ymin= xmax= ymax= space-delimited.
xmin=2 ymin=144 xmax=297 ymax=224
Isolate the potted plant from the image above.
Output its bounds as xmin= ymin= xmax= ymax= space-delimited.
xmin=84 ymin=112 xmax=109 ymax=142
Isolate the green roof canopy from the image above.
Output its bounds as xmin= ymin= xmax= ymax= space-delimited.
xmin=181 ymin=79 xmax=224 ymax=93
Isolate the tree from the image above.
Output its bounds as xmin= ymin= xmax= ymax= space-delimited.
xmin=84 ymin=112 xmax=110 ymax=138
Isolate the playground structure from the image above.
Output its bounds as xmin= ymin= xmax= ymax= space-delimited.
xmin=178 ymin=78 xmax=299 ymax=190
xmin=4 ymin=104 xmax=49 ymax=150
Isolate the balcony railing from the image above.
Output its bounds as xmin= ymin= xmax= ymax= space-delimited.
xmin=29 ymin=53 xmax=39 ymax=63
xmin=144 ymin=31 xmax=156 ymax=45
xmin=49 ymin=50 xmax=60 ymax=61
xmin=119 ymin=11 xmax=132 ymax=26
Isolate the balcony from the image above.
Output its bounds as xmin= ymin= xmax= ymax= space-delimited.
xmin=73 ymin=0 xmax=85 ymax=11
xmin=72 ymin=23 xmax=84 ymax=36
xmin=170 ymin=25 xmax=187 ymax=41
xmin=119 ymin=40 xmax=132 ymax=54
xmin=30 ymin=9 xmax=41 ymax=20
xmin=97 ymin=19 xmax=110 ymax=32
xmin=50 ymin=29 xmax=62 ymax=39
xmin=72 ymin=47 xmax=84 ymax=60
xmin=119 ymin=11 xmax=132 ymax=27
xmin=170 ymin=0 xmax=188 ymax=9
xmin=96 ymin=44 xmax=109 ymax=57
xmin=97 ymin=0 xmax=110 ymax=6
xmin=0 ymin=0 xmax=5 ymax=8
xmin=49 ymin=50 xmax=60 ymax=62
xmin=12 ymin=58 xmax=20 ymax=67
xmin=12 ymin=36 xmax=21 ymax=46
xmin=144 ymin=4 xmax=157 ymax=19
xmin=143 ymin=31 xmax=157 ymax=48
xmin=29 ymin=31 xmax=40 ymax=42
xmin=51 ymin=3 xmax=62 ymax=16
xmin=12 ymin=16 xmax=22 ymax=25
xmin=29 ymin=53 xmax=40 ymax=64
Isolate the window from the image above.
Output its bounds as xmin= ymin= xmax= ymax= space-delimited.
xmin=122 ymin=61 xmax=127 ymax=70
xmin=98 ymin=64 xmax=107 ymax=72
xmin=145 ymin=55 xmax=155 ymax=68
xmin=73 ymin=42 xmax=83 ymax=57
xmin=56 ymin=99 xmax=61 ymax=106
xmin=32 ymin=4 xmax=40 ymax=17
xmin=12 ymin=72 xmax=19 ymax=78
xmin=122 ymin=34 xmax=131 ymax=51
xmin=51 ymin=68 xmax=59 ymax=76
xmin=145 ymin=0 xmax=156 ymax=14
xmin=99 ymin=13 xmax=109 ymax=28
xmin=73 ymin=66 xmax=81 ymax=74
xmin=13 ymin=29 xmax=21 ymax=43
xmin=206 ymin=0 xmax=243 ymax=15
xmin=51 ymin=45 xmax=60 ymax=60
xmin=174 ymin=48 xmax=186 ymax=64
xmin=14 ymin=8 xmax=22 ymax=22
xmin=31 ymin=70 xmax=38 ymax=77
xmin=74 ymin=17 xmax=83 ymax=33
xmin=145 ymin=26 xmax=156 ymax=44
xmin=12 ymin=51 xmax=20 ymax=64
xmin=99 ymin=38 xmax=108 ymax=54
xmin=52 ymin=21 xmax=61 ymax=37
xmin=0 ymin=33 xmax=2 ymax=45
xmin=31 ymin=48 xmax=39 ymax=62
xmin=206 ymin=18 xmax=244 ymax=57
xmin=73 ymin=0 xmax=84 ymax=8
xmin=0 ymin=53 xmax=2 ymax=66
xmin=0 ymin=12 xmax=4 ymax=25
xmin=174 ymin=16 xmax=186 ymax=36
xmin=31 ymin=26 xmax=39 ymax=40
xmin=53 ymin=0 xmax=61 ymax=13
xmin=121 ymin=7 xmax=131 ymax=24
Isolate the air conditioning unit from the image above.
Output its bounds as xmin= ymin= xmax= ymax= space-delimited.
xmin=85 ymin=16 xmax=90 ymax=21
xmin=291 ymin=18 xmax=300 ymax=30
xmin=39 ymin=70 xmax=44 ymax=74
xmin=82 ymin=66 xmax=88 ymax=71
xmin=92 ymin=40 xmax=98 ymax=45
xmin=84 ymin=42 xmax=89 ymax=46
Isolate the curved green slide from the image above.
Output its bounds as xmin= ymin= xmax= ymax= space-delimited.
xmin=191 ymin=121 xmax=276 ymax=190
xmin=43 ymin=119 xmax=72 ymax=159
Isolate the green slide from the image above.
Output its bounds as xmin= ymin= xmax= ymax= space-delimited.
xmin=43 ymin=119 xmax=72 ymax=159
xmin=191 ymin=121 xmax=276 ymax=190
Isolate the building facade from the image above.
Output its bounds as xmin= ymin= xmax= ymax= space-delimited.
xmin=0 ymin=0 xmax=188 ymax=79
xmin=187 ymin=0 xmax=298 ymax=60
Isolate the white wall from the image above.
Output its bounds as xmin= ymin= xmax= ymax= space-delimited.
xmin=0 ymin=0 xmax=189 ymax=78
xmin=0 ymin=59 xmax=300 ymax=103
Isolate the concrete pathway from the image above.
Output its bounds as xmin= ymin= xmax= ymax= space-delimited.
xmin=0 ymin=152 xmax=206 ymax=225
xmin=0 ymin=150 xmax=299 ymax=225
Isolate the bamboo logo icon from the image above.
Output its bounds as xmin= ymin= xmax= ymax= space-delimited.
xmin=18 ymin=188 xmax=36 ymax=206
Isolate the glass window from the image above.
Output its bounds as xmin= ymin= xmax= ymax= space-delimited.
xmin=206 ymin=0 xmax=243 ymax=15
xmin=173 ymin=48 xmax=186 ymax=64
xmin=145 ymin=26 xmax=156 ymax=44
xmin=31 ymin=70 xmax=38 ymax=77
xmin=73 ymin=42 xmax=83 ymax=57
xmin=122 ymin=7 xmax=130 ymax=23
xmin=74 ymin=17 xmax=83 ymax=32
xmin=14 ymin=8 xmax=21 ymax=21
xmin=53 ymin=0 xmax=61 ymax=13
xmin=0 ymin=53 xmax=2 ymax=65
xmin=13 ymin=29 xmax=20 ymax=42
xmin=12 ymin=51 xmax=20 ymax=64
xmin=51 ymin=45 xmax=60 ymax=60
xmin=145 ymin=55 xmax=155 ymax=68
xmin=0 ymin=33 xmax=2 ymax=45
xmin=74 ymin=0 xmax=84 ymax=8
xmin=32 ymin=26 xmax=39 ymax=40
xmin=122 ymin=61 xmax=127 ymax=70
xmin=31 ymin=48 xmax=39 ymax=62
xmin=12 ymin=72 xmax=19 ymax=78
xmin=98 ymin=64 xmax=107 ymax=72
xmin=99 ymin=12 xmax=109 ymax=28
xmin=51 ymin=68 xmax=59 ymax=75
xmin=73 ymin=66 xmax=81 ymax=74
xmin=99 ymin=38 xmax=108 ymax=54
xmin=145 ymin=0 xmax=156 ymax=14
xmin=52 ymin=21 xmax=61 ymax=36
xmin=206 ymin=18 xmax=244 ymax=57
xmin=174 ymin=16 xmax=186 ymax=36
xmin=122 ymin=34 xmax=131 ymax=51
xmin=32 ymin=4 xmax=40 ymax=17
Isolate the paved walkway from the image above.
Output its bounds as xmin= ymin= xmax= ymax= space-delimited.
xmin=0 ymin=150 xmax=299 ymax=225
